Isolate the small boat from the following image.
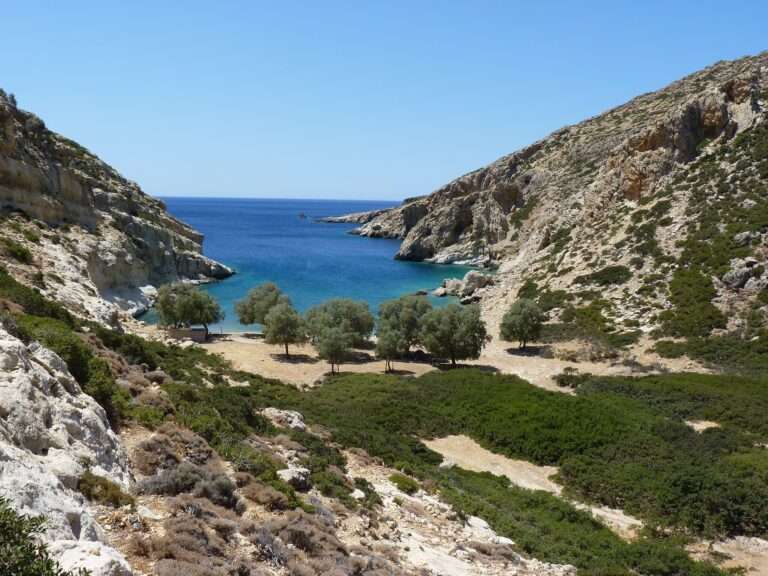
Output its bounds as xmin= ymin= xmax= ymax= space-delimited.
xmin=298 ymin=212 xmax=307 ymax=219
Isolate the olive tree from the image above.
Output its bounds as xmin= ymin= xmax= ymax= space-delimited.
xmin=305 ymin=299 xmax=374 ymax=346
xmin=155 ymin=284 xmax=224 ymax=340
xmin=263 ymin=302 xmax=307 ymax=357
xmin=316 ymin=326 xmax=352 ymax=374
xmin=500 ymin=298 xmax=544 ymax=349
xmin=419 ymin=304 xmax=487 ymax=366
xmin=235 ymin=282 xmax=290 ymax=326
xmin=378 ymin=295 xmax=432 ymax=353
xmin=375 ymin=326 xmax=405 ymax=373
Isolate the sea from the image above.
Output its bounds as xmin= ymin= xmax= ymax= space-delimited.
xmin=141 ymin=197 xmax=469 ymax=333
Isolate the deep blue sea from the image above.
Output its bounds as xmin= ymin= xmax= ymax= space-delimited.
xmin=144 ymin=197 xmax=468 ymax=332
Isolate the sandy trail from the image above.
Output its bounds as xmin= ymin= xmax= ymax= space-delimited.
xmin=201 ymin=335 xmax=435 ymax=388
xmin=424 ymin=435 xmax=643 ymax=540
xmin=199 ymin=332 xmax=645 ymax=391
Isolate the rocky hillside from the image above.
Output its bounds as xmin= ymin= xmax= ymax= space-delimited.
xmin=348 ymin=52 xmax=768 ymax=343
xmin=0 ymin=91 xmax=231 ymax=323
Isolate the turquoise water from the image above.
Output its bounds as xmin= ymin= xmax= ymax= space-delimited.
xmin=144 ymin=197 xmax=468 ymax=332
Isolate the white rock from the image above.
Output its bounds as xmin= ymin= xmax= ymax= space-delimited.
xmin=0 ymin=328 xmax=132 ymax=573
xmin=261 ymin=407 xmax=307 ymax=431
xmin=50 ymin=541 xmax=132 ymax=576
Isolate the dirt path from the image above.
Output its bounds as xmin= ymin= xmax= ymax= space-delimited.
xmin=689 ymin=537 xmax=768 ymax=575
xmin=424 ymin=435 xmax=643 ymax=540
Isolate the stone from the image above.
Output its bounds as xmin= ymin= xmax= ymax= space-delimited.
xmin=722 ymin=257 xmax=762 ymax=289
xmin=261 ymin=407 xmax=307 ymax=431
xmin=0 ymin=328 xmax=132 ymax=574
xmin=277 ymin=466 xmax=312 ymax=491
xmin=49 ymin=541 xmax=132 ymax=576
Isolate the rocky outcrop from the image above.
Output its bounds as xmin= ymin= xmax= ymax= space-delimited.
xmin=0 ymin=327 xmax=133 ymax=575
xmin=0 ymin=91 xmax=232 ymax=322
xmin=324 ymin=52 xmax=768 ymax=336
xmin=434 ymin=270 xmax=495 ymax=302
xmin=316 ymin=208 xmax=390 ymax=224
xmin=356 ymin=54 xmax=766 ymax=265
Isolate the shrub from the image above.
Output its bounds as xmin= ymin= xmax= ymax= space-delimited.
xmin=0 ymin=269 xmax=73 ymax=324
xmin=575 ymin=265 xmax=632 ymax=286
xmin=553 ymin=367 xmax=592 ymax=389
xmin=389 ymin=473 xmax=419 ymax=495
xmin=131 ymin=434 xmax=181 ymax=475
xmin=77 ymin=471 xmax=134 ymax=508
xmin=660 ymin=268 xmax=726 ymax=337
xmin=139 ymin=462 xmax=239 ymax=510
xmin=0 ymin=497 xmax=88 ymax=576
xmin=500 ymin=299 xmax=544 ymax=349
xmin=1 ymin=237 xmax=33 ymax=264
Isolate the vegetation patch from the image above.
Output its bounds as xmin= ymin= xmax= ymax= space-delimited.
xmin=1 ymin=237 xmax=33 ymax=264
xmin=78 ymin=471 xmax=134 ymax=508
xmin=575 ymin=265 xmax=632 ymax=286
xmin=0 ymin=497 xmax=88 ymax=576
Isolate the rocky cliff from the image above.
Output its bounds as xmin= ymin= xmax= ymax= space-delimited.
xmin=0 ymin=91 xmax=231 ymax=323
xmin=345 ymin=52 xmax=768 ymax=336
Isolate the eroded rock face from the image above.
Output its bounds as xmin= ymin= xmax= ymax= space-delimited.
xmin=0 ymin=327 xmax=133 ymax=575
xmin=0 ymin=93 xmax=232 ymax=321
xmin=355 ymin=55 xmax=766 ymax=266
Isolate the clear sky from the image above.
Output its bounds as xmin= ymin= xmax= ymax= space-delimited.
xmin=2 ymin=1 xmax=766 ymax=201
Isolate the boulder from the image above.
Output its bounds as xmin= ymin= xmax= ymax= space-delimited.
xmin=277 ymin=466 xmax=312 ymax=491
xmin=722 ymin=257 xmax=762 ymax=289
xmin=261 ymin=407 xmax=306 ymax=431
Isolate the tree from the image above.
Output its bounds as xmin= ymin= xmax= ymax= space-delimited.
xmin=305 ymin=299 xmax=374 ymax=346
xmin=155 ymin=284 xmax=224 ymax=340
xmin=500 ymin=298 xmax=545 ymax=349
xmin=378 ymin=295 xmax=432 ymax=353
xmin=376 ymin=325 xmax=405 ymax=372
xmin=235 ymin=282 xmax=290 ymax=326
xmin=263 ymin=302 xmax=307 ymax=357
xmin=419 ymin=304 xmax=487 ymax=366
xmin=316 ymin=327 xmax=351 ymax=374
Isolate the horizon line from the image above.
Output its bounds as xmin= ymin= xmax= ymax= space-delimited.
xmin=156 ymin=194 xmax=403 ymax=203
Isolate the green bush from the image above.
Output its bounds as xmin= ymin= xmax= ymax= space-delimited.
xmin=0 ymin=497 xmax=88 ymax=576
xmin=1 ymin=237 xmax=33 ymax=264
xmin=77 ymin=471 xmax=134 ymax=508
xmin=660 ymin=268 xmax=725 ymax=337
xmin=389 ymin=473 xmax=419 ymax=495
xmin=575 ymin=265 xmax=632 ymax=286
xmin=0 ymin=268 xmax=73 ymax=325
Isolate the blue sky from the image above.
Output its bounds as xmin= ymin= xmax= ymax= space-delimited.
xmin=2 ymin=1 xmax=766 ymax=200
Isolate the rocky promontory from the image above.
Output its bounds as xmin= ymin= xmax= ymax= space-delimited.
xmin=0 ymin=91 xmax=232 ymax=323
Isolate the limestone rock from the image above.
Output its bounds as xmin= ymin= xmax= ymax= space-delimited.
xmin=261 ymin=407 xmax=307 ymax=431
xmin=49 ymin=541 xmax=132 ymax=576
xmin=722 ymin=257 xmax=761 ymax=289
xmin=0 ymin=327 xmax=132 ymax=574
xmin=277 ymin=466 xmax=312 ymax=491
xmin=0 ymin=92 xmax=232 ymax=323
